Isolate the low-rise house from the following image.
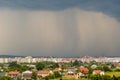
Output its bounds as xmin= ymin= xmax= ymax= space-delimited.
xmin=7 ymin=71 xmax=21 ymax=79
xmin=22 ymin=70 xmax=32 ymax=79
xmin=67 ymin=71 xmax=74 ymax=75
xmin=65 ymin=71 xmax=87 ymax=79
xmin=116 ymin=64 xmax=120 ymax=69
xmin=54 ymin=68 xmax=62 ymax=71
xmin=67 ymin=67 xmax=77 ymax=72
xmin=64 ymin=71 xmax=76 ymax=79
xmin=0 ymin=72 xmax=6 ymax=77
xmin=65 ymin=67 xmax=79 ymax=79
xmin=66 ymin=67 xmax=76 ymax=76
xmin=80 ymin=67 xmax=89 ymax=73
xmin=80 ymin=66 xmax=84 ymax=68
xmin=93 ymin=70 xmax=104 ymax=75
xmin=64 ymin=67 xmax=77 ymax=79
xmin=37 ymin=70 xmax=53 ymax=78
xmin=77 ymin=72 xmax=88 ymax=78
xmin=91 ymin=65 xmax=97 ymax=69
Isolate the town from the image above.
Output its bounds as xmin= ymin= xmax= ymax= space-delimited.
xmin=0 ymin=0 xmax=120 ymax=80
xmin=0 ymin=55 xmax=120 ymax=80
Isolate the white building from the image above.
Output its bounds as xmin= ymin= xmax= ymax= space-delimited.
xmin=0 ymin=58 xmax=9 ymax=63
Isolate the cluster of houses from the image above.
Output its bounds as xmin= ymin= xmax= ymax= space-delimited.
xmin=0 ymin=63 xmax=120 ymax=79
xmin=64 ymin=67 xmax=105 ymax=79
xmin=0 ymin=67 xmax=105 ymax=79
xmin=0 ymin=70 xmax=52 ymax=79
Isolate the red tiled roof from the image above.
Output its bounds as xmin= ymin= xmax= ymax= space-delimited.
xmin=93 ymin=70 xmax=103 ymax=74
xmin=80 ymin=68 xmax=89 ymax=73
xmin=55 ymin=68 xmax=62 ymax=71
xmin=23 ymin=73 xmax=32 ymax=77
xmin=8 ymin=71 xmax=20 ymax=75
xmin=116 ymin=64 xmax=120 ymax=67
xmin=37 ymin=70 xmax=52 ymax=74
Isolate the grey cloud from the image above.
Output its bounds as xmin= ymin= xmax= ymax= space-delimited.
xmin=0 ymin=8 xmax=120 ymax=57
xmin=0 ymin=0 xmax=120 ymax=20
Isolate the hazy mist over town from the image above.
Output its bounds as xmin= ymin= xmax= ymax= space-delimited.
xmin=0 ymin=0 xmax=120 ymax=57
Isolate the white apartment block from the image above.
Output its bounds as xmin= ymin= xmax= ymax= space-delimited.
xmin=0 ymin=58 xmax=9 ymax=63
xmin=0 ymin=56 xmax=120 ymax=63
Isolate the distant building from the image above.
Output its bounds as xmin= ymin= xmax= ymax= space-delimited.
xmin=37 ymin=70 xmax=53 ymax=78
xmin=116 ymin=63 xmax=120 ymax=69
xmin=93 ymin=70 xmax=104 ymax=75
xmin=77 ymin=72 xmax=88 ymax=78
xmin=91 ymin=65 xmax=97 ymax=69
xmin=0 ymin=58 xmax=8 ymax=63
xmin=25 ymin=56 xmax=33 ymax=63
xmin=7 ymin=71 xmax=21 ymax=79
xmin=0 ymin=72 xmax=6 ymax=77
xmin=22 ymin=70 xmax=32 ymax=79
xmin=80 ymin=67 xmax=89 ymax=73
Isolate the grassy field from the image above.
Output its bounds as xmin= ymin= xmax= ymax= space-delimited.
xmin=105 ymin=72 xmax=120 ymax=77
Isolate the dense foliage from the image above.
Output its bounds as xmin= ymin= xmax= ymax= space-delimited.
xmin=36 ymin=62 xmax=45 ymax=70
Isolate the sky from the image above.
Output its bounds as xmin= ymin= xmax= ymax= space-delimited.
xmin=0 ymin=0 xmax=120 ymax=57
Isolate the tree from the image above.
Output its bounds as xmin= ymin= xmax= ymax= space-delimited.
xmin=0 ymin=76 xmax=13 ymax=80
xmin=103 ymin=65 xmax=111 ymax=72
xmin=21 ymin=65 xmax=31 ymax=71
xmin=60 ymin=77 xmax=62 ymax=80
xmin=54 ymin=71 xmax=61 ymax=78
xmin=45 ymin=76 xmax=49 ymax=80
xmin=61 ymin=64 xmax=67 ymax=71
xmin=73 ymin=60 xmax=80 ymax=67
xmin=47 ymin=74 xmax=55 ymax=79
xmin=52 ymin=63 xmax=59 ymax=69
xmin=113 ymin=68 xmax=120 ymax=72
xmin=75 ymin=68 xmax=80 ymax=73
xmin=36 ymin=62 xmax=45 ymax=70
xmin=69 ymin=61 xmax=73 ymax=67
xmin=8 ymin=62 xmax=22 ymax=72
xmin=9 ymin=62 xmax=21 ymax=68
xmin=31 ymin=72 xmax=37 ymax=80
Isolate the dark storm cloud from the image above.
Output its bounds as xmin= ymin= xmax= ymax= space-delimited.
xmin=0 ymin=0 xmax=120 ymax=57
xmin=0 ymin=0 xmax=82 ymax=10
xmin=0 ymin=0 xmax=120 ymax=20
